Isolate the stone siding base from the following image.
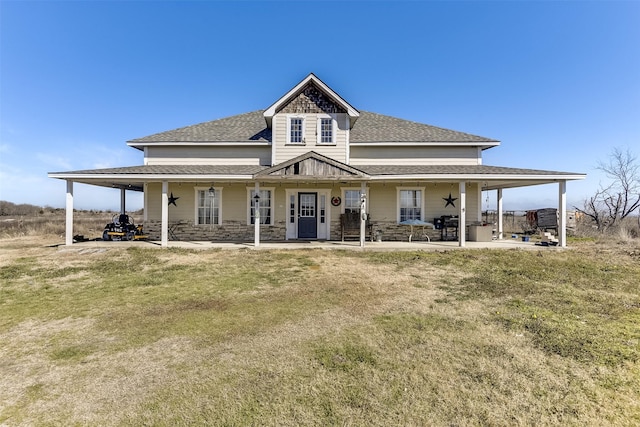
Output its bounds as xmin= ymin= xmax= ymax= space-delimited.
xmin=145 ymin=220 xmax=287 ymax=241
xmin=145 ymin=220 xmax=443 ymax=242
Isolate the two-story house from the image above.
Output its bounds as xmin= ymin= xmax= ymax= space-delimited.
xmin=49 ymin=73 xmax=585 ymax=247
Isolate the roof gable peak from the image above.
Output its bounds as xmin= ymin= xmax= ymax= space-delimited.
xmin=263 ymin=73 xmax=359 ymax=128
xmin=255 ymin=151 xmax=368 ymax=179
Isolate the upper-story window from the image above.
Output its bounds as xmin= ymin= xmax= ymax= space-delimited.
xmin=318 ymin=117 xmax=334 ymax=144
xmin=287 ymin=116 xmax=305 ymax=144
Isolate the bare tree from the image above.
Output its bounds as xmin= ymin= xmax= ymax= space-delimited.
xmin=575 ymin=147 xmax=640 ymax=231
xmin=577 ymin=188 xmax=608 ymax=230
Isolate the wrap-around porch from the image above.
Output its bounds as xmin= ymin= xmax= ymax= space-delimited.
xmin=57 ymin=176 xmax=573 ymax=249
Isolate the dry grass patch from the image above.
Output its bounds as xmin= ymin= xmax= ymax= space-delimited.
xmin=1 ymin=237 xmax=639 ymax=426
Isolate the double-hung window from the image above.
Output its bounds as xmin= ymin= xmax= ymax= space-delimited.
xmin=398 ymin=189 xmax=423 ymax=222
xmin=287 ymin=116 xmax=305 ymax=144
xmin=317 ymin=116 xmax=334 ymax=144
xmin=249 ymin=189 xmax=273 ymax=225
xmin=196 ymin=188 xmax=221 ymax=225
xmin=343 ymin=189 xmax=363 ymax=213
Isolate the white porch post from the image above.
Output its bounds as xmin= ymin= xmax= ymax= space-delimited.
xmin=459 ymin=181 xmax=466 ymax=247
xmin=143 ymin=183 xmax=148 ymax=221
xmin=120 ymin=188 xmax=126 ymax=214
xmin=161 ymin=181 xmax=168 ymax=248
xmin=558 ymin=180 xmax=567 ymax=247
xmin=360 ymin=182 xmax=367 ymax=248
xmin=65 ymin=180 xmax=74 ymax=246
xmin=497 ymin=188 xmax=504 ymax=240
xmin=254 ymin=182 xmax=260 ymax=247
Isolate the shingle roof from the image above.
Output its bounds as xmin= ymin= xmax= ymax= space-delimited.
xmin=128 ymin=111 xmax=271 ymax=143
xmin=50 ymin=165 xmax=268 ymax=175
xmin=358 ymin=165 xmax=581 ymax=176
xmin=50 ymin=164 xmax=581 ymax=178
xmin=350 ymin=112 xmax=498 ymax=143
xmin=127 ymin=110 xmax=497 ymax=145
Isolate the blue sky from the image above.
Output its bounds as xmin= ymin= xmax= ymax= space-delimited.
xmin=1 ymin=0 xmax=639 ymax=211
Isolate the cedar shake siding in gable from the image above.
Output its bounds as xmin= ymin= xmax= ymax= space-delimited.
xmin=278 ymin=81 xmax=347 ymax=114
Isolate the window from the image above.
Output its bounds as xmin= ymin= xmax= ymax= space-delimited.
xmin=399 ymin=189 xmax=422 ymax=222
xmin=288 ymin=116 xmax=304 ymax=144
xmin=318 ymin=117 xmax=334 ymax=144
xmin=343 ymin=189 xmax=362 ymax=213
xmin=196 ymin=188 xmax=221 ymax=225
xmin=249 ymin=189 xmax=273 ymax=225
xmin=319 ymin=194 xmax=326 ymax=224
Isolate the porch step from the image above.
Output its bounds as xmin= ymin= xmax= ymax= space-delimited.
xmin=541 ymin=231 xmax=559 ymax=244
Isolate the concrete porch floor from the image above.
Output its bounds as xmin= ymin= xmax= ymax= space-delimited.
xmin=67 ymin=238 xmax=566 ymax=251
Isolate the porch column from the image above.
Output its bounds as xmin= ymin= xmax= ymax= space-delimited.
xmin=65 ymin=180 xmax=74 ymax=246
xmin=120 ymin=188 xmax=126 ymax=214
xmin=360 ymin=182 xmax=367 ymax=248
xmin=254 ymin=182 xmax=260 ymax=247
xmin=459 ymin=181 xmax=466 ymax=247
xmin=143 ymin=183 xmax=148 ymax=221
xmin=558 ymin=180 xmax=567 ymax=247
xmin=161 ymin=181 xmax=168 ymax=248
xmin=497 ymin=188 xmax=504 ymax=240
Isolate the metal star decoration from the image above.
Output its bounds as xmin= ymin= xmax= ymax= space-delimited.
xmin=443 ymin=192 xmax=457 ymax=208
xmin=168 ymin=192 xmax=180 ymax=206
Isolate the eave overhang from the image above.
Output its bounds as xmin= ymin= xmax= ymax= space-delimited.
xmin=368 ymin=173 xmax=586 ymax=189
xmin=126 ymin=141 xmax=271 ymax=150
xmin=359 ymin=165 xmax=585 ymax=190
xmin=349 ymin=141 xmax=501 ymax=150
xmin=48 ymin=164 xmax=585 ymax=191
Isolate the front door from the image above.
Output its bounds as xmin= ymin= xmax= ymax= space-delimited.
xmin=298 ymin=192 xmax=317 ymax=239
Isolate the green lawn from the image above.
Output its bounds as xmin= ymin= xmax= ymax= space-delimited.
xmin=1 ymin=239 xmax=639 ymax=426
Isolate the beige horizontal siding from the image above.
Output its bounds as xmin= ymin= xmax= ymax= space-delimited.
xmin=146 ymin=146 xmax=271 ymax=166
xmin=273 ymin=113 xmax=347 ymax=164
xmin=144 ymin=182 xmax=480 ymax=227
xmin=366 ymin=183 xmax=480 ymax=223
xmin=349 ymin=146 xmax=480 ymax=166
xmin=145 ymin=183 xmax=307 ymax=224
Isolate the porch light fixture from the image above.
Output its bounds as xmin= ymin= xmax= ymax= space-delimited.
xmin=208 ymin=185 xmax=216 ymax=196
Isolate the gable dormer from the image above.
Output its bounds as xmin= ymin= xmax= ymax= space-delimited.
xmin=264 ymin=73 xmax=360 ymax=165
xmin=263 ymin=73 xmax=360 ymax=127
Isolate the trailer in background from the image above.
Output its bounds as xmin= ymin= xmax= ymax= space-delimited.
xmin=525 ymin=208 xmax=576 ymax=234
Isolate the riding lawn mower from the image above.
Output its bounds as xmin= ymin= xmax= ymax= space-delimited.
xmin=102 ymin=214 xmax=148 ymax=241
